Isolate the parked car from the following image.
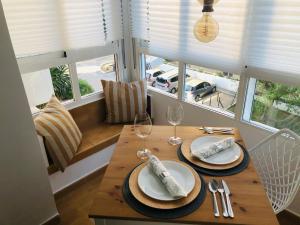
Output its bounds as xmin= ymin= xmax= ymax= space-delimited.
xmin=155 ymin=70 xmax=190 ymax=94
xmin=146 ymin=66 xmax=174 ymax=87
xmin=185 ymin=79 xmax=216 ymax=102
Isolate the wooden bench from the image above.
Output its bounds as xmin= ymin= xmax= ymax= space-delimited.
xmin=47 ymin=96 xmax=151 ymax=174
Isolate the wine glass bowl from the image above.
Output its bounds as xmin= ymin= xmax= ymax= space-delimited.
xmin=167 ymin=102 xmax=184 ymax=145
xmin=134 ymin=112 xmax=152 ymax=156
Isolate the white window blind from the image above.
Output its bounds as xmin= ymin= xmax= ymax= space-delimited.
xmin=2 ymin=0 xmax=123 ymax=58
xmin=246 ymin=0 xmax=300 ymax=85
xmin=130 ymin=0 xmax=149 ymax=40
xmin=104 ymin=0 xmax=123 ymax=42
xmin=132 ymin=0 xmax=248 ymax=74
xmin=2 ymin=0 xmax=63 ymax=57
xmin=61 ymin=0 xmax=106 ymax=50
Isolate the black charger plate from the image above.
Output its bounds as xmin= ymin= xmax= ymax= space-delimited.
xmin=122 ymin=167 xmax=207 ymax=219
xmin=177 ymin=143 xmax=250 ymax=176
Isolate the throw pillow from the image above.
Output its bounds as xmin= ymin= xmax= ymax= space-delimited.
xmin=34 ymin=96 xmax=82 ymax=171
xmin=101 ymin=80 xmax=147 ymax=123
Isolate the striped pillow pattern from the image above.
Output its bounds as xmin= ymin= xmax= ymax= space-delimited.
xmin=34 ymin=96 xmax=82 ymax=171
xmin=101 ymin=80 xmax=147 ymax=123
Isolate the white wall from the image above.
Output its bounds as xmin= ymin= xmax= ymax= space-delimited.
xmin=50 ymin=144 xmax=115 ymax=193
xmin=149 ymin=90 xmax=300 ymax=216
xmin=0 ymin=2 xmax=58 ymax=225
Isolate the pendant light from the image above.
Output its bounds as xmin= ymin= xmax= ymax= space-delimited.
xmin=193 ymin=0 xmax=219 ymax=43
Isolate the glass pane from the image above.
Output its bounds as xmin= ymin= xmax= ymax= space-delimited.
xmin=49 ymin=65 xmax=73 ymax=102
xmin=250 ymin=80 xmax=300 ymax=134
xmin=76 ymin=55 xmax=116 ymax=96
xmin=184 ymin=64 xmax=240 ymax=114
xmin=22 ymin=64 xmax=74 ymax=112
xmin=145 ymin=54 xmax=179 ymax=97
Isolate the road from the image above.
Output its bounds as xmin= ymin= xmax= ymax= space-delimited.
xmin=76 ymin=55 xmax=115 ymax=93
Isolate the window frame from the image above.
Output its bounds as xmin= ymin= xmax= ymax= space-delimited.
xmin=137 ymin=48 xmax=298 ymax=133
xmin=136 ymin=43 xmax=295 ymax=133
xmin=139 ymin=48 xmax=240 ymax=118
xmin=18 ymin=41 xmax=124 ymax=114
xmin=242 ymin=76 xmax=300 ymax=133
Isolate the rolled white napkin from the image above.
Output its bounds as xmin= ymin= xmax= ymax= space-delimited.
xmin=148 ymin=155 xmax=187 ymax=198
xmin=191 ymin=137 xmax=235 ymax=161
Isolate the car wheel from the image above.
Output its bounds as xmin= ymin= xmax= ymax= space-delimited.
xmin=212 ymin=87 xmax=216 ymax=93
xmin=195 ymin=95 xmax=200 ymax=102
xmin=151 ymin=81 xmax=156 ymax=87
xmin=171 ymin=88 xmax=177 ymax=94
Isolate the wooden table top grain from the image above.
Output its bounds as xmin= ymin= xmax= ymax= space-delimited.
xmin=89 ymin=125 xmax=279 ymax=225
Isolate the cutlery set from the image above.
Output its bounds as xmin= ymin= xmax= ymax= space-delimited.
xmin=208 ymin=179 xmax=234 ymax=218
xmin=199 ymin=127 xmax=234 ymax=135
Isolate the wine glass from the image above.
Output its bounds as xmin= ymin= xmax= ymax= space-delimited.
xmin=167 ymin=102 xmax=184 ymax=145
xmin=134 ymin=112 xmax=152 ymax=160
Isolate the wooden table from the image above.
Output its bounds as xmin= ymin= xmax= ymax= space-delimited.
xmin=89 ymin=126 xmax=279 ymax=225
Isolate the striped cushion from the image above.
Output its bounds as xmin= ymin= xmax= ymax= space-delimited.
xmin=101 ymin=80 xmax=147 ymax=123
xmin=34 ymin=96 xmax=82 ymax=171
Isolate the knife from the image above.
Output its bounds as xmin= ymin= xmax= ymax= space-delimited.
xmin=222 ymin=180 xmax=234 ymax=218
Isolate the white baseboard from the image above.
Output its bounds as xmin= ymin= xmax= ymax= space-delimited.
xmin=49 ymin=144 xmax=115 ymax=194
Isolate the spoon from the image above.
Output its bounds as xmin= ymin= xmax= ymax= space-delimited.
xmin=208 ymin=180 xmax=220 ymax=217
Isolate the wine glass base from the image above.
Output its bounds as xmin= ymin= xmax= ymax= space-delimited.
xmin=136 ymin=148 xmax=152 ymax=160
xmin=168 ymin=136 xmax=182 ymax=145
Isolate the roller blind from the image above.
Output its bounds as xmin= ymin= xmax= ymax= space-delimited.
xmin=2 ymin=0 xmax=122 ymax=57
xmin=131 ymin=0 xmax=248 ymax=74
xmin=130 ymin=0 xmax=149 ymax=40
xmin=246 ymin=0 xmax=300 ymax=84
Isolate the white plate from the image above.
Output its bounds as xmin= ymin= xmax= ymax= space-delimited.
xmin=190 ymin=136 xmax=242 ymax=165
xmin=137 ymin=161 xmax=195 ymax=201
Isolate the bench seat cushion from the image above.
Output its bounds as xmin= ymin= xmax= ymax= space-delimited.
xmin=70 ymin=123 xmax=124 ymax=163
xmin=48 ymin=122 xmax=124 ymax=174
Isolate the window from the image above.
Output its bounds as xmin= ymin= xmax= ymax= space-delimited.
xmin=3 ymin=0 xmax=123 ymax=114
xmin=145 ymin=55 xmax=179 ymax=97
xmin=76 ymin=55 xmax=116 ymax=96
xmin=22 ymin=64 xmax=74 ymax=112
xmin=184 ymin=64 xmax=240 ymax=114
xmin=244 ymin=79 xmax=300 ymax=134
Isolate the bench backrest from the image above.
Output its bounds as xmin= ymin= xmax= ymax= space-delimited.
xmin=69 ymin=96 xmax=152 ymax=132
xmin=69 ymin=99 xmax=106 ymax=132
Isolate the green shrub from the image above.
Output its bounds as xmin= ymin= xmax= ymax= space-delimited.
xmin=79 ymin=79 xmax=94 ymax=96
xmin=50 ymin=65 xmax=94 ymax=100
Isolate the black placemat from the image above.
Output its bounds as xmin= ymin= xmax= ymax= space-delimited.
xmin=122 ymin=167 xmax=207 ymax=219
xmin=177 ymin=143 xmax=250 ymax=176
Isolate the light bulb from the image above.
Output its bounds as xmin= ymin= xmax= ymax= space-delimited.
xmin=193 ymin=12 xmax=219 ymax=43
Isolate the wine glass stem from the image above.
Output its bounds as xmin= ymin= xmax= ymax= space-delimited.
xmin=143 ymin=137 xmax=146 ymax=150
xmin=174 ymin=125 xmax=177 ymax=138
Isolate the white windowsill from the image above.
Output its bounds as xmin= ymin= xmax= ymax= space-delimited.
xmin=31 ymin=91 xmax=105 ymax=118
